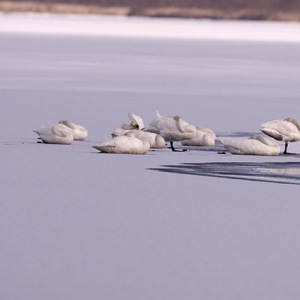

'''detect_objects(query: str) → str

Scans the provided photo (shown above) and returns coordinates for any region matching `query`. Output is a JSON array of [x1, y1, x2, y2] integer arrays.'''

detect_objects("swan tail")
[[93, 145, 116, 152], [155, 110, 162, 118], [33, 130, 41, 136]]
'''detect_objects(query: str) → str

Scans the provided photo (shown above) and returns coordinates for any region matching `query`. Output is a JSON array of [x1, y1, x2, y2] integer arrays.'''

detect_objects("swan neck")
[[60, 120, 75, 129], [53, 125, 68, 137], [286, 118, 300, 131], [175, 117, 185, 133]]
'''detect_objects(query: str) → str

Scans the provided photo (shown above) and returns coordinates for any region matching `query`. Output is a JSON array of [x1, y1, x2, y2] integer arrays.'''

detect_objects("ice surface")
[[1, 13, 300, 42], [1, 14, 300, 300]]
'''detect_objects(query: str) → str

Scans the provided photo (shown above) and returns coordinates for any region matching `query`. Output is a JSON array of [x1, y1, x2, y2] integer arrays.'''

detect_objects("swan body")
[[181, 127, 216, 146], [126, 130, 165, 149], [221, 135, 280, 156], [93, 134, 150, 154], [111, 113, 145, 137], [58, 120, 88, 140], [34, 124, 73, 145], [147, 113, 196, 151], [261, 118, 300, 153]]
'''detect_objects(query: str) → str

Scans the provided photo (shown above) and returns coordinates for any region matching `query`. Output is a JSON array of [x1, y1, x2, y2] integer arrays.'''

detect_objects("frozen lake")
[[1, 14, 300, 300]]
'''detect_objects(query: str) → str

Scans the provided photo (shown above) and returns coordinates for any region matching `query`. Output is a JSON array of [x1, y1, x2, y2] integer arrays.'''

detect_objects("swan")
[[58, 120, 88, 140], [93, 133, 150, 154], [33, 124, 73, 145], [221, 135, 280, 156], [147, 112, 197, 151], [125, 129, 165, 149], [181, 127, 216, 146], [260, 118, 300, 154], [111, 113, 145, 137]]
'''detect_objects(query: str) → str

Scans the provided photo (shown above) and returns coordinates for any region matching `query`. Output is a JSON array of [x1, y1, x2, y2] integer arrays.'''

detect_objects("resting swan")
[[147, 112, 196, 151], [58, 120, 88, 140], [125, 130, 165, 149], [111, 113, 145, 137], [221, 135, 280, 156], [181, 127, 216, 146], [93, 133, 150, 154], [34, 124, 73, 145], [260, 118, 300, 154]]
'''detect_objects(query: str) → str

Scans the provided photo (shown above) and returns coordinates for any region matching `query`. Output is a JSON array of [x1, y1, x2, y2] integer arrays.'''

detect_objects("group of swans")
[[146, 111, 216, 151], [94, 113, 164, 154], [34, 120, 88, 144], [34, 114, 300, 156], [221, 118, 300, 156], [93, 112, 216, 154]]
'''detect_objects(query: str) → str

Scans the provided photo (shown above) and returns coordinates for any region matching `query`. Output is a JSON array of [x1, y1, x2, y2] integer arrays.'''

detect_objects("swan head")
[[249, 135, 260, 140], [155, 134, 166, 149], [124, 133, 133, 137]]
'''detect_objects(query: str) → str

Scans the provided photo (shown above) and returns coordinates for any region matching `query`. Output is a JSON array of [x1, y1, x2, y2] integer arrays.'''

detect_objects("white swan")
[[111, 113, 145, 137], [58, 120, 88, 140], [181, 127, 216, 146], [260, 118, 300, 154], [125, 129, 165, 149], [147, 112, 196, 151], [34, 124, 73, 145], [93, 133, 150, 154], [221, 135, 280, 156]]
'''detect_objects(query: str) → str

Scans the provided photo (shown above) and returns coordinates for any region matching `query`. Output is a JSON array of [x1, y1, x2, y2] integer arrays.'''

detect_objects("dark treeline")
[[8, 0, 300, 10], [2, 0, 300, 21]]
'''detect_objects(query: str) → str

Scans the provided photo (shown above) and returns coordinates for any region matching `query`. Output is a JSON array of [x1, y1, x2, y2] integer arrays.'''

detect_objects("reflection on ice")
[[264, 168, 300, 175], [150, 161, 300, 185]]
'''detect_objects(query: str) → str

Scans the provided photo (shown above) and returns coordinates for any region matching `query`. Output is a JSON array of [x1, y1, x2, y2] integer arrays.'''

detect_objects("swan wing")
[[148, 117, 176, 134], [221, 139, 246, 154], [261, 128, 283, 141], [182, 128, 215, 146], [127, 130, 165, 149], [111, 126, 129, 137], [196, 127, 216, 137]]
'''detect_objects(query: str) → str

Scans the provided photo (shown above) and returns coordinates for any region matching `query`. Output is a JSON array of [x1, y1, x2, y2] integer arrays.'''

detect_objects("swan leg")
[[170, 141, 176, 151], [170, 141, 187, 152], [284, 142, 288, 154]]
